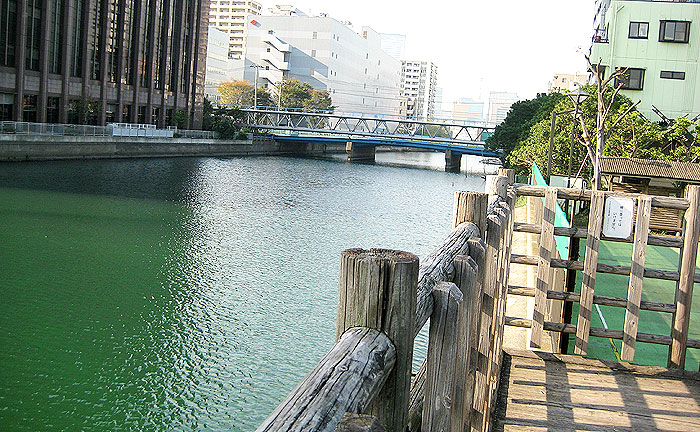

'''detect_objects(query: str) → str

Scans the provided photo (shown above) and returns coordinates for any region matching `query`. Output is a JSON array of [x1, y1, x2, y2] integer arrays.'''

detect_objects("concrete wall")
[[0, 135, 345, 162]]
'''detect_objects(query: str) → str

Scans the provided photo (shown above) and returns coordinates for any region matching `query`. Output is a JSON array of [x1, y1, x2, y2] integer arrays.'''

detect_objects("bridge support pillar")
[[346, 141, 375, 163], [445, 149, 462, 172]]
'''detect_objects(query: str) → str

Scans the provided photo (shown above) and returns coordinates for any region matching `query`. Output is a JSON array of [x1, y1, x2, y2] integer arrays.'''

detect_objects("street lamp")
[[250, 64, 264, 110]]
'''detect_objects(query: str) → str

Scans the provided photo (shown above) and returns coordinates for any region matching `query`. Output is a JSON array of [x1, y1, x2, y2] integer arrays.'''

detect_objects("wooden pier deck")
[[493, 348, 700, 432]]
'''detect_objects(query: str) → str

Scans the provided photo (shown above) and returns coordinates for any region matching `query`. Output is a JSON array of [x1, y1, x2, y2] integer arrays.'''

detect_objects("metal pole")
[[277, 79, 282, 110], [253, 66, 259, 110], [547, 111, 556, 184]]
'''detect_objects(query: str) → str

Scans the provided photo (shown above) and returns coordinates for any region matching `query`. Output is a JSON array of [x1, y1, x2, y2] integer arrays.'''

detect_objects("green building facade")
[[590, 0, 700, 121]]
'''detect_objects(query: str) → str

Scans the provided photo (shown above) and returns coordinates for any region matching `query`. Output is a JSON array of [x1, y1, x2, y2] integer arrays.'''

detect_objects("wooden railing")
[[507, 183, 700, 368], [256, 169, 517, 432]]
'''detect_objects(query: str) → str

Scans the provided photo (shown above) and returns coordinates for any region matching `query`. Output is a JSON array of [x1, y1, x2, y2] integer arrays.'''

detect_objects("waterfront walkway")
[[494, 348, 700, 431]]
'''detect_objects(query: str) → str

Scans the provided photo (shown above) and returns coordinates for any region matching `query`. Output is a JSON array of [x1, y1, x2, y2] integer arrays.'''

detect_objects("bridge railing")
[[240, 108, 495, 145], [255, 170, 517, 432]]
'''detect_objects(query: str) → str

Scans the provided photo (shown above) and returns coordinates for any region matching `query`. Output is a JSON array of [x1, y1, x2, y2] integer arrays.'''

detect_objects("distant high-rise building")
[[452, 98, 485, 124], [242, 15, 401, 115], [400, 61, 438, 119], [379, 33, 407, 60], [488, 92, 519, 125], [206, 27, 236, 102], [0, 0, 209, 127], [268, 4, 306, 16], [209, 0, 262, 59], [548, 73, 588, 93]]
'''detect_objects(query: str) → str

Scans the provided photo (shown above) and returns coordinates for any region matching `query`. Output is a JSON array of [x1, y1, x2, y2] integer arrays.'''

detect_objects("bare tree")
[[579, 55, 641, 190]]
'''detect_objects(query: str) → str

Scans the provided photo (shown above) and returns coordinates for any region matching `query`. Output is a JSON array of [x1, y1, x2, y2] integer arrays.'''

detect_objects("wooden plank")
[[407, 360, 427, 432], [256, 328, 395, 432], [531, 188, 557, 349], [575, 191, 605, 355], [507, 285, 676, 314], [513, 183, 690, 210], [486, 175, 508, 199], [336, 249, 419, 431], [504, 316, 700, 348], [669, 185, 700, 368], [513, 222, 683, 248], [422, 282, 463, 432], [622, 196, 651, 361], [510, 253, 682, 282], [453, 191, 488, 233]]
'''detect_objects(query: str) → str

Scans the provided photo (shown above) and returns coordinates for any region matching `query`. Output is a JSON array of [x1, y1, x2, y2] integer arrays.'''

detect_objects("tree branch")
[[607, 100, 641, 135]]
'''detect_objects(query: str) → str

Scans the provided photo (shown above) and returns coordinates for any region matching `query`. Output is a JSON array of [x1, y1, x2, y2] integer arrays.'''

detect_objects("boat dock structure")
[[254, 169, 700, 432]]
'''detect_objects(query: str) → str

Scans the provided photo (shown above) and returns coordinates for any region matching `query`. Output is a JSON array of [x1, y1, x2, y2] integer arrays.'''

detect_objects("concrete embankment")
[[0, 135, 345, 161]]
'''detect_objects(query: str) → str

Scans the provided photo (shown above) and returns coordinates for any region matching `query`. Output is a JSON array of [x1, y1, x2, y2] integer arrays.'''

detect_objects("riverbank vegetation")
[[488, 85, 700, 178]]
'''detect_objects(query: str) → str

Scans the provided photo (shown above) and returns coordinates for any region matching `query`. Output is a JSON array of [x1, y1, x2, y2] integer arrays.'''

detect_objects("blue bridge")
[[240, 107, 501, 171]]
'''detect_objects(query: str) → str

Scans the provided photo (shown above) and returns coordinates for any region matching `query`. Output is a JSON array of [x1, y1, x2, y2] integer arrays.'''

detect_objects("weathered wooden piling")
[[337, 248, 419, 431]]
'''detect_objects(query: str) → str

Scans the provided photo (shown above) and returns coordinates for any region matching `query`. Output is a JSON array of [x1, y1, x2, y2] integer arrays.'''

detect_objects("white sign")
[[603, 196, 635, 239]]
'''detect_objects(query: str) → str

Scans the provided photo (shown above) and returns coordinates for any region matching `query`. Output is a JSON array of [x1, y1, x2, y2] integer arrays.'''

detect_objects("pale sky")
[[259, 1, 596, 106]]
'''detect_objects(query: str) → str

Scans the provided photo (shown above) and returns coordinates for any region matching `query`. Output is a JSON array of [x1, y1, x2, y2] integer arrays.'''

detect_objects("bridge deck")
[[493, 348, 700, 431]]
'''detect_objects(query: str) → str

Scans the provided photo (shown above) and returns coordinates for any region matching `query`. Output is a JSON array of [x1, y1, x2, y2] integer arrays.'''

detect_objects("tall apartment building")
[[0, 0, 209, 127], [242, 14, 402, 115], [487, 91, 518, 125], [208, 0, 261, 59], [590, 0, 700, 120], [399, 60, 438, 120]]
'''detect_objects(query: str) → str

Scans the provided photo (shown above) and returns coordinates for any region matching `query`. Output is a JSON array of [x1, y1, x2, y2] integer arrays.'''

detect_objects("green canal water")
[[0, 155, 486, 431]]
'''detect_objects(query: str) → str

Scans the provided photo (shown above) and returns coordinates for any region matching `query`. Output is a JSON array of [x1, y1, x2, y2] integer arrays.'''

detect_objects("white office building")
[[487, 91, 519, 125], [205, 27, 237, 102], [400, 60, 438, 120], [452, 98, 485, 124], [209, 0, 263, 59], [379, 33, 407, 60], [242, 14, 402, 115]]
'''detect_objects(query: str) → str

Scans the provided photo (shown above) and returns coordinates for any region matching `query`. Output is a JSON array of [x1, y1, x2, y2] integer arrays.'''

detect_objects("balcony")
[[592, 28, 608, 44]]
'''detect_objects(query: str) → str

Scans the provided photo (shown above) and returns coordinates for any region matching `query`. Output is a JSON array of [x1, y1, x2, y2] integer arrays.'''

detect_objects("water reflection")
[[0, 155, 485, 431]]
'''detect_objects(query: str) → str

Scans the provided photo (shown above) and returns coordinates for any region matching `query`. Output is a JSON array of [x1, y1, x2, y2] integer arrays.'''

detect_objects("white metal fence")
[[0, 121, 216, 139]]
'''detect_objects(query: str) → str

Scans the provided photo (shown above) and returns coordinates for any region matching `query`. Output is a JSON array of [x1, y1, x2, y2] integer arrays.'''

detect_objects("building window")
[[660, 70, 685, 80], [0, 93, 14, 120], [312, 31, 317, 39], [311, 49, 316, 57], [659, 21, 690, 43], [25, 0, 41, 71], [22, 95, 37, 122], [616, 67, 645, 90], [46, 97, 60, 123], [628, 22, 648, 39]]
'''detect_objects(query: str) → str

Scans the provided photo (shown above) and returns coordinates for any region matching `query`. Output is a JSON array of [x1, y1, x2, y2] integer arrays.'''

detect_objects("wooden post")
[[575, 191, 605, 355], [622, 196, 651, 361], [453, 191, 489, 233], [422, 282, 463, 431], [452, 253, 480, 432], [669, 185, 700, 368], [498, 168, 515, 185], [471, 215, 502, 432], [257, 328, 396, 432], [336, 414, 386, 432], [485, 175, 508, 200], [337, 249, 419, 431], [530, 188, 557, 349]]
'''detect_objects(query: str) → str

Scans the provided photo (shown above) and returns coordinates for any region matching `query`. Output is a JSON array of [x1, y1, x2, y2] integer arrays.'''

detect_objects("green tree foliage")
[[218, 80, 273, 107], [277, 78, 333, 111], [486, 92, 565, 166], [68, 98, 100, 125], [202, 97, 246, 138]]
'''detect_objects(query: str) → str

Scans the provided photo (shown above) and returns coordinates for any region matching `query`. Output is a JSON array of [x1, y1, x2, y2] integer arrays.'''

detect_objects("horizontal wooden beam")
[[504, 316, 700, 349], [507, 285, 676, 314], [513, 184, 690, 210], [510, 254, 682, 282], [513, 223, 683, 248]]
